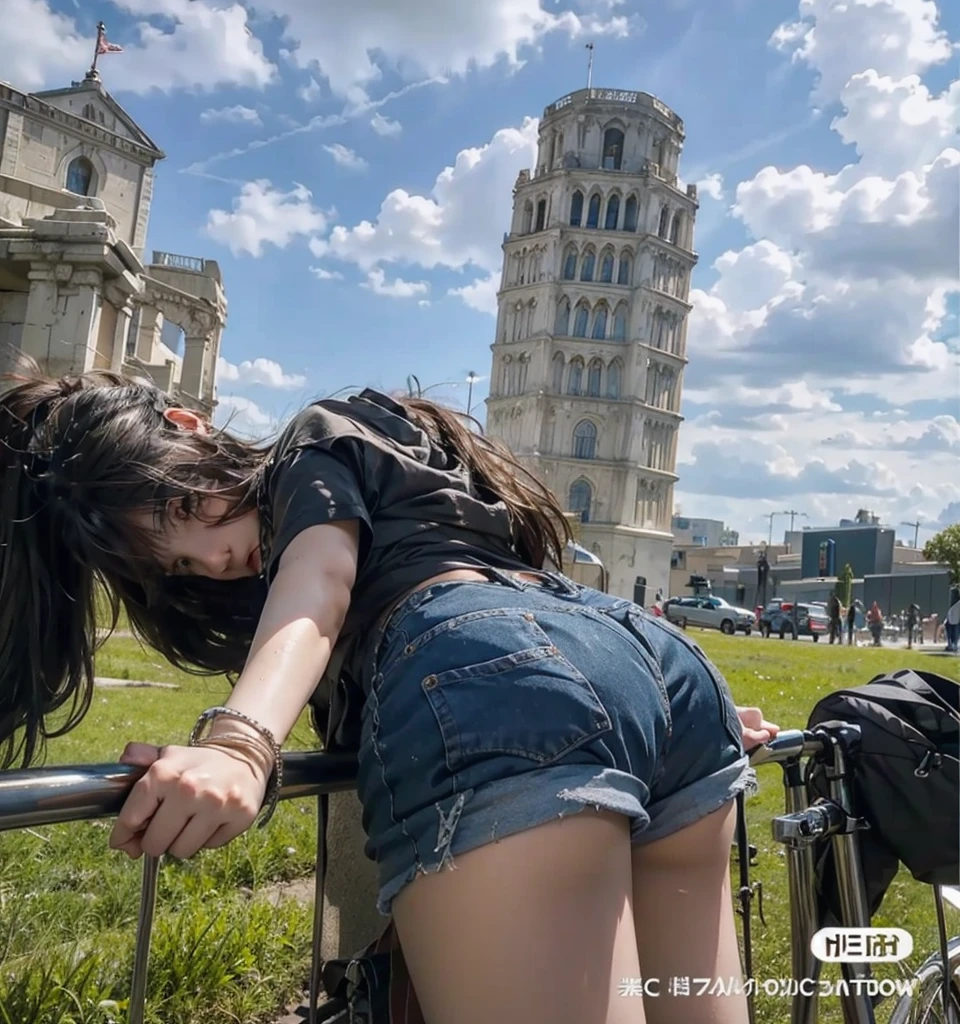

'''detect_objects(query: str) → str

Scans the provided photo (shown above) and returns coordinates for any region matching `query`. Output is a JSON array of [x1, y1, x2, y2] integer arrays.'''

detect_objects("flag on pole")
[[96, 27, 123, 55]]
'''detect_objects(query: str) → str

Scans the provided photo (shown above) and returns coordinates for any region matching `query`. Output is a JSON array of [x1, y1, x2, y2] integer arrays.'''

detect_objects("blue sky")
[[6, 0, 959, 545]]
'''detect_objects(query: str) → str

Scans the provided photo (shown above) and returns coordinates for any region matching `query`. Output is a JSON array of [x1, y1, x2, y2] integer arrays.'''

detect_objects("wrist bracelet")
[[189, 707, 283, 828]]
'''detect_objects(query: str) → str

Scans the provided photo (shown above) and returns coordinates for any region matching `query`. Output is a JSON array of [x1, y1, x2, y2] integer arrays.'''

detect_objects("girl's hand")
[[109, 742, 268, 860], [736, 706, 780, 751]]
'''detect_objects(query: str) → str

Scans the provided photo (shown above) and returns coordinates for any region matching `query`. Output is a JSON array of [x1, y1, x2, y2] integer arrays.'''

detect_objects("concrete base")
[[320, 788, 384, 962]]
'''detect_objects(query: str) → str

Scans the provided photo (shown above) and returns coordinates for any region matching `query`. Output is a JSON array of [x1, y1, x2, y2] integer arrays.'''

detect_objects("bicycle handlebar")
[[748, 728, 825, 767]]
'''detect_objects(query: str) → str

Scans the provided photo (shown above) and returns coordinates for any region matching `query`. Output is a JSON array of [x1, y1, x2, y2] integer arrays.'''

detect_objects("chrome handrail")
[[0, 751, 359, 1024], [0, 750, 358, 832]]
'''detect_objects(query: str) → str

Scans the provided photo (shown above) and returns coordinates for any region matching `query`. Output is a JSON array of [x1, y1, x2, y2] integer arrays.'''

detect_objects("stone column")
[[135, 305, 163, 364], [111, 301, 134, 373], [180, 309, 217, 406], [20, 262, 104, 377]]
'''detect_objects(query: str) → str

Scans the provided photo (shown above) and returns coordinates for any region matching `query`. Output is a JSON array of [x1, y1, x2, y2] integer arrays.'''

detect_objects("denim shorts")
[[355, 571, 756, 915]]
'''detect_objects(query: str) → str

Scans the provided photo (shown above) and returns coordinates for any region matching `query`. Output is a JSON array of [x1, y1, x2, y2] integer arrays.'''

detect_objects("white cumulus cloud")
[[362, 268, 430, 299], [323, 143, 369, 171], [206, 180, 328, 258], [216, 357, 307, 390], [370, 112, 403, 137], [199, 104, 262, 126]]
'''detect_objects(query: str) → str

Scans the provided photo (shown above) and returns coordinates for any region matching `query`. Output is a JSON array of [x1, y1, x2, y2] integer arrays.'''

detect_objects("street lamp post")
[[466, 371, 480, 417]]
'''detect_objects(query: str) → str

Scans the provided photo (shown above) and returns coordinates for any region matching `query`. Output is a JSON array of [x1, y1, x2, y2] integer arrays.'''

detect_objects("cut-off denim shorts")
[[355, 570, 756, 916]]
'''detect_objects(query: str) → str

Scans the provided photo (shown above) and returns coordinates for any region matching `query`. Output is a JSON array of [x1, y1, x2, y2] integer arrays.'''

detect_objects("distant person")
[[905, 602, 920, 650], [827, 591, 842, 645], [846, 599, 861, 646], [946, 586, 960, 654], [867, 601, 884, 646]]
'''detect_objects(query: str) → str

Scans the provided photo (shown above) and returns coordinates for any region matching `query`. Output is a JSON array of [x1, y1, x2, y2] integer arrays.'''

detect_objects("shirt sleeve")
[[265, 442, 373, 582]]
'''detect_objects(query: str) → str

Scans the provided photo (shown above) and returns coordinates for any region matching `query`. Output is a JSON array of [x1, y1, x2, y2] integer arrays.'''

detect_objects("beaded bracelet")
[[189, 706, 284, 828]]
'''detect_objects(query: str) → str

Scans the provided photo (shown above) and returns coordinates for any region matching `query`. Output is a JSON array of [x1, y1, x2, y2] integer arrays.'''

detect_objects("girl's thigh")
[[392, 808, 645, 1024]]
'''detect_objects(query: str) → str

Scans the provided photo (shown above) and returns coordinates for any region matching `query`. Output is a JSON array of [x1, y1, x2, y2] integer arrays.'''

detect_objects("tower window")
[[572, 302, 590, 338], [624, 195, 638, 232], [535, 199, 547, 232], [612, 303, 628, 341], [555, 297, 571, 335], [607, 359, 622, 398], [580, 250, 596, 282], [602, 128, 625, 170], [669, 212, 682, 246], [65, 156, 95, 196], [568, 358, 584, 394], [562, 246, 577, 280], [604, 194, 620, 230], [587, 359, 602, 397], [522, 201, 534, 234], [658, 206, 670, 239], [592, 305, 608, 340], [617, 253, 632, 286], [573, 420, 598, 459], [552, 352, 565, 392], [600, 251, 614, 283], [570, 190, 584, 227], [586, 193, 601, 229], [569, 479, 593, 522]]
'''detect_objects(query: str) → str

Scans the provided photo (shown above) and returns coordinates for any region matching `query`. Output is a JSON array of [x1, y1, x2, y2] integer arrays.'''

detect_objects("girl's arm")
[[109, 520, 360, 860]]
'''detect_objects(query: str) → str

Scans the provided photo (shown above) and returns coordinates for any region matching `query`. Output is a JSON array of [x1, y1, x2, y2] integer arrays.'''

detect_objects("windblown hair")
[[0, 359, 569, 768]]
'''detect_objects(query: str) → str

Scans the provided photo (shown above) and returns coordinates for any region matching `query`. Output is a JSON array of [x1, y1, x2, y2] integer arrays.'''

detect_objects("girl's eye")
[[173, 557, 192, 574]]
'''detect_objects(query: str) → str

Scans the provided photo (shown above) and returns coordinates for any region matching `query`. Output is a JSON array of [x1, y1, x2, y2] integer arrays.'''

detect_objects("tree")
[[837, 562, 854, 607], [923, 524, 960, 583]]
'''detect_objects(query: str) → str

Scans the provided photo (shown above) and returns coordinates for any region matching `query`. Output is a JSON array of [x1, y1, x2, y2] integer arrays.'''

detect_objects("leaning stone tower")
[[485, 87, 699, 602]]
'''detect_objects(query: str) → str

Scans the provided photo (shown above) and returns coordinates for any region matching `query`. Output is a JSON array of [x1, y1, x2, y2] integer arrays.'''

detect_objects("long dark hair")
[[0, 361, 569, 767]]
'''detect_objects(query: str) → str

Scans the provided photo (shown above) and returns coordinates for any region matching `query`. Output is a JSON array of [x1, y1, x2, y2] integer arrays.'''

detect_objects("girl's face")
[[147, 497, 262, 579], [135, 406, 262, 579]]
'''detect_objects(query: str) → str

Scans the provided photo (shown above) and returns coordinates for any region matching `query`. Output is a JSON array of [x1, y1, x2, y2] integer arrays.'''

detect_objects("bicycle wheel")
[[889, 937, 960, 1024]]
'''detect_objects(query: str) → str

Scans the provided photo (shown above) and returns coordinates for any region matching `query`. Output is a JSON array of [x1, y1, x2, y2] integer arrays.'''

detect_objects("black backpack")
[[805, 668, 959, 924]]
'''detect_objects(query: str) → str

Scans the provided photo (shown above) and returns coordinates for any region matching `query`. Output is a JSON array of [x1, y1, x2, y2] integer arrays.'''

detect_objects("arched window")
[[568, 358, 584, 395], [570, 190, 584, 227], [624, 194, 638, 232], [551, 352, 565, 392], [602, 127, 624, 170], [572, 302, 590, 338], [499, 355, 513, 394], [556, 132, 564, 164], [658, 206, 670, 239], [65, 156, 94, 196], [612, 303, 628, 342], [604, 194, 620, 230], [556, 246, 573, 280], [617, 252, 632, 286], [599, 250, 614, 283], [607, 360, 622, 398], [522, 201, 534, 234], [580, 249, 596, 282], [569, 479, 593, 523], [554, 297, 571, 336], [669, 212, 682, 245], [81, 103, 96, 121], [535, 198, 547, 232], [573, 420, 598, 459], [592, 304, 608, 340], [587, 358, 602, 397], [586, 193, 601, 228]]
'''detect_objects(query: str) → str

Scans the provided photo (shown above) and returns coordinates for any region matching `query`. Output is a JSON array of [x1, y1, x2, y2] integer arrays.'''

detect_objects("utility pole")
[[764, 512, 779, 547], [781, 509, 808, 533], [466, 371, 480, 418], [901, 519, 923, 549]]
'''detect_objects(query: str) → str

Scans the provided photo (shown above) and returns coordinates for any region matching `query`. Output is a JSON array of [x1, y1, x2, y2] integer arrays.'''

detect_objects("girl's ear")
[[163, 408, 209, 435]]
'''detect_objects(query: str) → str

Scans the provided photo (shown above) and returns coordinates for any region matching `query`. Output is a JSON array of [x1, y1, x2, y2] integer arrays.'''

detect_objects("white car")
[[664, 595, 757, 635]]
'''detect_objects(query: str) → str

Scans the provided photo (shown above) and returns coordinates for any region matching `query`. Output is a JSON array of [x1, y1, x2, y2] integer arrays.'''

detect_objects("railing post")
[[129, 855, 161, 1024]]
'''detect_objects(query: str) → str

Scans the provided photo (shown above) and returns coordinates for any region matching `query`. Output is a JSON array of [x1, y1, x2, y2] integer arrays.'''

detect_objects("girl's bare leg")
[[392, 809, 646, 1024], [631, 801, 749, 1024]]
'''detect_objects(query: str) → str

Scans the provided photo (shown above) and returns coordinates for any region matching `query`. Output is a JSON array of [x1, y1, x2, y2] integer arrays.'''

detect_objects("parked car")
[[760, 600, 830, 641], [664, 596, 756, 635]]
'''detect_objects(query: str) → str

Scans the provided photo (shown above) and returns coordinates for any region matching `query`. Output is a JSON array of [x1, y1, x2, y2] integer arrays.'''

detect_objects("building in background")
[[0, 68, 224, 412], [671, 515, 739, 548], [485, 86, 699, 602]]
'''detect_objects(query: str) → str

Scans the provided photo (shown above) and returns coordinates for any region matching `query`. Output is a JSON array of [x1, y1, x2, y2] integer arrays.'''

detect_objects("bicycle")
[[745, 722, 960, 1024]]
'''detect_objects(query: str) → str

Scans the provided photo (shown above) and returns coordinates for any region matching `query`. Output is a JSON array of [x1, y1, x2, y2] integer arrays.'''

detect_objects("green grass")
[[695, 631, 960, 1024], [0, 629, 957, 1022]]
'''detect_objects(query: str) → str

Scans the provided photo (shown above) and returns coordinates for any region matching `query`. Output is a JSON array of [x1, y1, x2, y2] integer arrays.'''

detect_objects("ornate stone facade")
[[485, 87, 699, 601], [0, 73, 224, 412]]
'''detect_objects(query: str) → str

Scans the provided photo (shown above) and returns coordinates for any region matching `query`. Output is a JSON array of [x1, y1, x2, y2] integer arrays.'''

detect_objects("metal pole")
[[586, 43, 594, 90], [466, 372, 476, 417]]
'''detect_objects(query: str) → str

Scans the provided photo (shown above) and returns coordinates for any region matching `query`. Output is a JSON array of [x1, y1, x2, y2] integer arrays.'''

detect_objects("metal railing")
[[0, 751, 359, 1024], [150, 250, 206, 273]]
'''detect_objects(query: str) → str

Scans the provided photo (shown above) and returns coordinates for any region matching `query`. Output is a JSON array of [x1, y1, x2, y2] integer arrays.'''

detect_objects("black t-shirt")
[[257, 389, 531, 732]]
